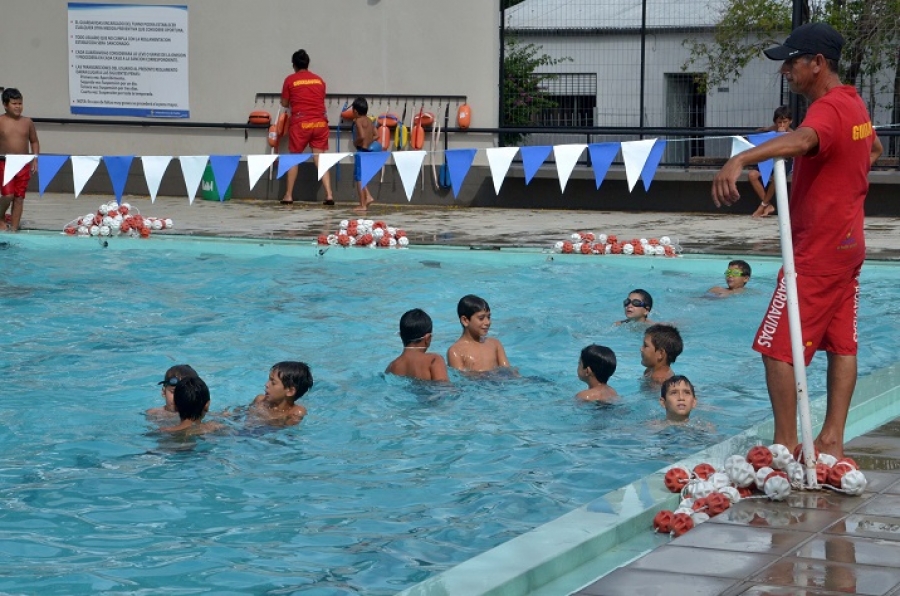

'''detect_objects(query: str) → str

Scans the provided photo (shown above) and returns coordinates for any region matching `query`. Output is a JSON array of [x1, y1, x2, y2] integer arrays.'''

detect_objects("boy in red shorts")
[[0, 88, 40, 232], [280, 49, 333, 206]]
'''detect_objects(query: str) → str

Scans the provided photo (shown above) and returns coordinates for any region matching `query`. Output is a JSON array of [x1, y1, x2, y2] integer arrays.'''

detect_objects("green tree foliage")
[[501, 37, 571, 145]]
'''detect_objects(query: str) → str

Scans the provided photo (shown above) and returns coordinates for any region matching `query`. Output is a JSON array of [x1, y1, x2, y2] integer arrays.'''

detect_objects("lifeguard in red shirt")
[[280, 49, 333, 205]]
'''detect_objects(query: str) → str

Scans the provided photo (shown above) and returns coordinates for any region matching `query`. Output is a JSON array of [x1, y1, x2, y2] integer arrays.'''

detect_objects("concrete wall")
[[2, 0, 499, 157]]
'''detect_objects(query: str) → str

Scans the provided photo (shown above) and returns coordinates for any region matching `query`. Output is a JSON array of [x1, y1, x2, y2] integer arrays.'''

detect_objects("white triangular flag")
[[247, 154, 278, 189], [553, 144, 586, 193], [621, 139, 656, 192], [179, 155, 208, 205], [316, 152, 350, 181], [2, 154, 35, 186], [141, 156, 172, 203], [730, 136, 755, 157], [71, 156, 102, 198], [485, 147, 519, 195], [393, 151, 426, 201]]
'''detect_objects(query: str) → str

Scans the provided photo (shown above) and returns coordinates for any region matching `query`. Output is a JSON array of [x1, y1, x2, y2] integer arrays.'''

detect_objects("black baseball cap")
[[764, 22, 844, 62]]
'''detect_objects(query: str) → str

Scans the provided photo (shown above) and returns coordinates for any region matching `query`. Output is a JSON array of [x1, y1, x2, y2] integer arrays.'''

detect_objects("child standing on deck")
[[386, 308, 450, 381], [641, 324, 683, 386], [250, 361, 313, 425], [351, 97, 379, 213], [0, 88, 40, 232], [749, 106, 793, 218], [576, 344, 618, 403], [447, 295, 511, 373]]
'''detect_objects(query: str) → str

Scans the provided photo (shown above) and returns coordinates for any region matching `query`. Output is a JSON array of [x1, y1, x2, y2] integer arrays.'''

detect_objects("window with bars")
[[537, 73, 597, 127]]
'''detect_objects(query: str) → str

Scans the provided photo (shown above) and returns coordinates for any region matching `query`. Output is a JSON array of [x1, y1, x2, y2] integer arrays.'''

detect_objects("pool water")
[[1, 234, 897, 594]]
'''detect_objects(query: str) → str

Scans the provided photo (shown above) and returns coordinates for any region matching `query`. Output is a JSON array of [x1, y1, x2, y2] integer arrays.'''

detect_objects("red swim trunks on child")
[[288, 119, 329, 153], [0, 161, 32, 198], [753, 266, 860, 366]]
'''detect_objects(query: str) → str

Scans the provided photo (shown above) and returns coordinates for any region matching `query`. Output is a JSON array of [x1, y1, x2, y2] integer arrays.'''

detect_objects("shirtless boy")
[[576, 344, 618, 403], [250, 360, 313, 425], [641, 323, 683, 385], [159, 376, 223, 435], [0, 88, 40, 232], [447, 294, 511, 373], [386, 308, 450, 381]]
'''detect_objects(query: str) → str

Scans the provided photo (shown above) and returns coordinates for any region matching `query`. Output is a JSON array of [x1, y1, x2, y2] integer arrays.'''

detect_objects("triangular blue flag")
[[444, 148, 477, 198], [103, 156, 134, 204], [748, 132, 780, 187], [37, 154, 69, 196], [357, 151, 391, 188], [276, 153, 312, 178], [209, 155, 240, 201], [520, 145, 552, 185], [587, 143, 619, 190], [640, 140, 667, 192]]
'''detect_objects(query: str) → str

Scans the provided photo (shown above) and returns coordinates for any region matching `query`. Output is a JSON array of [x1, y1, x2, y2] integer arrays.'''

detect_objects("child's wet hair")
[[457, 294, 490, 319], [661, 374, 695, 398], [628, 288, 653, 310], [729, 259, 752, 277], [271, 361, 313, 400], [580, 344, 616, 383], [352, 97, 368, 116], [399, 308, 432, 346], [645, 324, 683, 364], [174, 376, 210, 421]]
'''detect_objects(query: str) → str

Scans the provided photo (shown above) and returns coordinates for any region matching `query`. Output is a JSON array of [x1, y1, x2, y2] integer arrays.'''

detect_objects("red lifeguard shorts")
[[752, 265, 860, 366], [288, 119, 329, 153], [0, 161, 31, 198]]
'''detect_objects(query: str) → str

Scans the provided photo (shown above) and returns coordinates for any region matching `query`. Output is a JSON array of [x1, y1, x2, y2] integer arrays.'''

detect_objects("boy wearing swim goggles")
[[709, 260, 752, 296], [147, 364, 199, 419], [617, 289, 653, 325]]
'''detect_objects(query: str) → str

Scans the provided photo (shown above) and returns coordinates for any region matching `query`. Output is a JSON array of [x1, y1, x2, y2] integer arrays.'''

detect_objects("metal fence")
[[500, 0, 900, 164]]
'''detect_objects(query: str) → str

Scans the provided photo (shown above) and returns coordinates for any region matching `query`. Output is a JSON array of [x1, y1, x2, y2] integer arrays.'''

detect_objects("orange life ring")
[[248, 110, 271, 126], [376, 113, 399, 128], [267, 124, 279, 148], [410, 124, 425, 150], [341, 107, 355, 120], [413, 112, 435, 127], [457, 103, 471, 129], [377, 125, 392, 149], [275, 112, 288, 137]]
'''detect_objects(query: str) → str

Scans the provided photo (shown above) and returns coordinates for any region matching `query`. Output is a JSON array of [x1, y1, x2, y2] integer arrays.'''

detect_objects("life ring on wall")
[[456, 103, 471, 129], [341, 106, 355, 120], [275, 112, 288, 137], [248, 110, 271, 126], [413, 112, 434, 127], [377, 124, 392, 149], [376, 112, 399, 128]]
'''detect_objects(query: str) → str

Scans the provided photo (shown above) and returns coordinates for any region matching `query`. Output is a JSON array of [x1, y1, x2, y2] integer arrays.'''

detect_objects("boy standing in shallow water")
[[386, 308, 450, 381], [251, 361, 313, 425], [641, 323, 683, 385], [160, 376, 223, 434], [709, 259, 752, 296], [447, 294, 511, 372], [576, 344, 618, 403], [0, 88, 40, 232], [659, 375, 698, 423]]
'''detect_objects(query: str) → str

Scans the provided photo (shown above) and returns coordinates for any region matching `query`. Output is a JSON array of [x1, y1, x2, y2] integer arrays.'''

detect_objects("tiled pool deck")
[[13, 194, 900, 596]]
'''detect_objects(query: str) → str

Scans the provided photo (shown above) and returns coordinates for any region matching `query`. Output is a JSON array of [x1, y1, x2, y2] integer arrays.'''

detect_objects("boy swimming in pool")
[[641, 323, 683, 386], [616, 289, 653, 325], [708, 259, 752, 296], [147, 364, 198, 418], [576, 344, 617, 403], [386, 308, 450, 381], [250, 360, 313, 425], [159, 376, 224, 434], [447, 294, 511, 373], [659, 375, 697, 423]]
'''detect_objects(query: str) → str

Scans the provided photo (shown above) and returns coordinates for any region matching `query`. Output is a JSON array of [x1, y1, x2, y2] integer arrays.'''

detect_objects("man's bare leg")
[[816, 353, 857, 458], [763, 354, 799, 449], [9, 196, 23, 231], [282, 165, 298, 204], [0, 196, 12, 231], [313, 149, 333, 204]]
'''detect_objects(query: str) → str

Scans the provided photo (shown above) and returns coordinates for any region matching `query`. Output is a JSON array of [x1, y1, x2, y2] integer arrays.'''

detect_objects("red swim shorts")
[[0, 161, 32, 198], [288, 119, 329, 153], [753, 265, 861, 366]]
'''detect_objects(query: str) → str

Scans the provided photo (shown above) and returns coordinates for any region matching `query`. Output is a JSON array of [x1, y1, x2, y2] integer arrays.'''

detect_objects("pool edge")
[[396, 360, 900, 596]]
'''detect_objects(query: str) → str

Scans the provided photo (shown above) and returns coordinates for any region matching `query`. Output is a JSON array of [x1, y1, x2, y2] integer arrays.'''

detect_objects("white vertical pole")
[[771, 157, 819, 489]]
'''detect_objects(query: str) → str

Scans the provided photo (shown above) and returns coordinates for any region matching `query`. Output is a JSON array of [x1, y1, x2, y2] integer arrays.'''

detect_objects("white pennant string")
[[485, 147, 519, 195], [553, 144, 587, 193], [70, 156, 102, 198], [621, 139, 656, 192], [247, 154, 278, 189], [316, 152, 351, 181], [141, 156, 172, 203], [2, 154, 35, 186], [179, 155, 208, 205], [393, 151, 427, 201]]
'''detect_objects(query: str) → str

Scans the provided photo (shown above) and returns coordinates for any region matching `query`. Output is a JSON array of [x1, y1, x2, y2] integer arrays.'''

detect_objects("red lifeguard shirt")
[[281, 70, 328, 124], [790, 86, 875, 275]]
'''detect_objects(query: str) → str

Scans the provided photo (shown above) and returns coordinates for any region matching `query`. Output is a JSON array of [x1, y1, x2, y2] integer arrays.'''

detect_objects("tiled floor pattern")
[[576, 420, 900, 595]]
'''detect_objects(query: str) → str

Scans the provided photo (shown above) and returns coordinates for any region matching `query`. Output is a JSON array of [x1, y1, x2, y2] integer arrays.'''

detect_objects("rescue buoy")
[[341, 106, 355, 120], [413, 112, 435, 127], [376, 113, 399, 128], [248, 110, 271, 126], [457, 103, 471, 129], [267, 124, 279, 148], [377, 125, 391, 149], [275, 112, 288, 137]]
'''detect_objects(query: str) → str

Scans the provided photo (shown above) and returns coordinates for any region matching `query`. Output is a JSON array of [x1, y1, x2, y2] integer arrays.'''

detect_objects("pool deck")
[[12, 193, 900, 596]]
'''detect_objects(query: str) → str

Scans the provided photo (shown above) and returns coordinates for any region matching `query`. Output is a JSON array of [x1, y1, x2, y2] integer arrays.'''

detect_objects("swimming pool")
[[1, 233, 897, 594]]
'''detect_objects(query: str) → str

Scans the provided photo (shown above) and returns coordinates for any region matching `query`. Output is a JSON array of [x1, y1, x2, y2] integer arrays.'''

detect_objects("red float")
[[664, 467, 689, 493], [671, 512, 694, 537], [705, 492, 731, 516], [652, 510, 675, 533], [747, 445, 774, 471], [693, 463, 716, 480]]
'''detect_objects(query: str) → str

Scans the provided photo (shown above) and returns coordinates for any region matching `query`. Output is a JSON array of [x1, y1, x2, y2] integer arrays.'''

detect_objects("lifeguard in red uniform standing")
[[280, 49, 334, 206]]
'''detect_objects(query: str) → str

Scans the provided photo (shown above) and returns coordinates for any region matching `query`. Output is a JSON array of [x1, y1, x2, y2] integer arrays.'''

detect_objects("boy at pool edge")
[[641, 323, 683, 385], [447, 294, 511, 373], [659, 375, 697, 423], [576, 344, 618, 403], [160, 376, 223, 434], [147, 364, 199, 419], [708, 259, 752, 296], [250, 361, 313, 425], [386, 308, 450, 381], [616, 289, 653, 325]]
